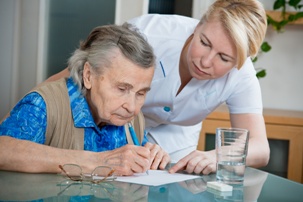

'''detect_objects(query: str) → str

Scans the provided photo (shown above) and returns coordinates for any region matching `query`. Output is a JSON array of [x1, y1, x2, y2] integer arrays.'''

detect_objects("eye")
[[200, 38, 209, 47], [118, 87, 127, 92], [220, 54, 229, 62], [137, 91, 147, 97]]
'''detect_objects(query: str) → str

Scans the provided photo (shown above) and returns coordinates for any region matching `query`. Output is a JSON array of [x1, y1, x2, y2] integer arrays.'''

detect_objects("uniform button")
[[163, 106, 171, 112]]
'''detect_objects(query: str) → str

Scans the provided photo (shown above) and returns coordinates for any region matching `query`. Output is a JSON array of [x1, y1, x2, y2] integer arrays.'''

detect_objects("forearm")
[[246, 137, 270, 168], [230, 113, 270, 168], [0, 136, 98, 173], [0, 136, 154, 175], [45, 68, 70, 82]]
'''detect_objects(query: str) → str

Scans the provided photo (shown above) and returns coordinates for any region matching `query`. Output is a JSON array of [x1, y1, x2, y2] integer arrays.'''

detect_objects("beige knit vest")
[[30, 78, 145, 150]]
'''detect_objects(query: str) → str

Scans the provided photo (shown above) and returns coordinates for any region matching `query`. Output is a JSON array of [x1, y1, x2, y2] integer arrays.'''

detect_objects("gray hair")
[[68, 23, 155, 95]]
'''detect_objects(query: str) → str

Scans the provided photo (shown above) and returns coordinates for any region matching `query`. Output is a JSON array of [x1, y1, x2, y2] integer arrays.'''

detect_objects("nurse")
[[7, 0, 270, 174], [137, 0, 269, 174]]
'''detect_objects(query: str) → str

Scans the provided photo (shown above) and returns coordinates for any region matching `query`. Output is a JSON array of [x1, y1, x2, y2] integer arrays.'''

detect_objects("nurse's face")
[[83, 49, 154, 126], [186, 20, 237, 80]]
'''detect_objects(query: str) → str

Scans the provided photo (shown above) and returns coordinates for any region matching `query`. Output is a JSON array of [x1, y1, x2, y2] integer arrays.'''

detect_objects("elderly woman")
[[0, 23, 170, 176]]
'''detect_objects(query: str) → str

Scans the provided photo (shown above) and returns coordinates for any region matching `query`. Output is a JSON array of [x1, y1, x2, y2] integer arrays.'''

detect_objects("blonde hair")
[[200, 0, 267, 69]]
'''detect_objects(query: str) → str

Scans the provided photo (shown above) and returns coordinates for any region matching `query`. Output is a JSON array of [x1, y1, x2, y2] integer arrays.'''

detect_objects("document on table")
[[115, 170, 201, 186]]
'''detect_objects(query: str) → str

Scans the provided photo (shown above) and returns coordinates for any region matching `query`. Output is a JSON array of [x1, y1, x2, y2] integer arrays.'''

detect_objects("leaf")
[[288, 12, 303, 21], [256, 69, 266, 79], [289, 0, 301, 9], [267, 15, 284, 31], [252, 57, 258, 63], [295, 11, 303, 19], [274, 0, 286, 10], [261, 42, 272, 52], [267, 15, 274, 25], [288, 14, 296, 21]]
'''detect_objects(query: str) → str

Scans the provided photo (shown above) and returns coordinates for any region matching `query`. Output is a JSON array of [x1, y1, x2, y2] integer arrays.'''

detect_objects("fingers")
[[168, 155, 189, 174], [102, 145, 150, 176], [200, 162, 216, 175], [129, 146, 151, 173], [169, 150, 216, 175], [158, 153, 170, 170], [191, 158, 215, 175], [103, 143, 171, 176], [144, 143, 170, 170]]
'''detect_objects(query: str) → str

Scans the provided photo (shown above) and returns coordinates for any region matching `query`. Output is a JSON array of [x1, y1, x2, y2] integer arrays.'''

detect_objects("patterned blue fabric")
[[0, 77, 147, 151], [0, 92, 47, 144]]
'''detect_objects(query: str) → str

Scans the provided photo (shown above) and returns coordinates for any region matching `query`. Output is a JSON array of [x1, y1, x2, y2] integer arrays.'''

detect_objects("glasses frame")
[[59, 164, 116, 184], [57, 180, 117, 200]]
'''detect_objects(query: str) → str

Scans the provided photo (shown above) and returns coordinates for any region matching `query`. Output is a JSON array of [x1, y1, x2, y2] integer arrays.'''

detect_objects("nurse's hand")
[[144, 142, 170, 170], [168, 150, 216, 175]]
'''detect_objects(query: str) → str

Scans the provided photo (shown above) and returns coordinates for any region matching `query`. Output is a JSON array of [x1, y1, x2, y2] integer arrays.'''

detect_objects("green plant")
[[268, 0, 303, 32], [254, 0, 303, 79], [254, 41, 271, 79]]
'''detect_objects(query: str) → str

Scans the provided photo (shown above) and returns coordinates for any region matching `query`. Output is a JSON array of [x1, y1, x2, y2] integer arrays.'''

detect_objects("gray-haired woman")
[[0, 23, 170, 175]]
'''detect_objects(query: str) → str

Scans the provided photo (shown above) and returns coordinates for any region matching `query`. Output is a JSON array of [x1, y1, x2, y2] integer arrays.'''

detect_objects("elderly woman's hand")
[[100, 145, 151, 176], [143, 142, 170, 170]]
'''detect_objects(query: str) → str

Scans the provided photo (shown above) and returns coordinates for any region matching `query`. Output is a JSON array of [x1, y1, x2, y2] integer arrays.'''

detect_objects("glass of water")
[[216, 127, 249, 184]]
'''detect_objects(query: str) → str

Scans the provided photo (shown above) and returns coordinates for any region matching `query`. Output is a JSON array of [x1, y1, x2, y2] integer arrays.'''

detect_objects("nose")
[[201, 51, 215, 68], [122, 95, 136, 113]]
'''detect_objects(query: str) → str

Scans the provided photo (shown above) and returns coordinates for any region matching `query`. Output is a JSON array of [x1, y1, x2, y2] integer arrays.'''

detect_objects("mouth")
[[193, 63, 210, 76], [116, 114, 134, 120]]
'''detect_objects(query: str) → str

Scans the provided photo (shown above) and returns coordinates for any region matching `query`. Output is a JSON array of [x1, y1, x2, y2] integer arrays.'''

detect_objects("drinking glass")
[[216, 127, 249, 184]]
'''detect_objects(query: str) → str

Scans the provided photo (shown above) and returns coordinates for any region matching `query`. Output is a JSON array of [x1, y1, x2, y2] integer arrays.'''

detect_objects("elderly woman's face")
[[83, 50, 154, 126]]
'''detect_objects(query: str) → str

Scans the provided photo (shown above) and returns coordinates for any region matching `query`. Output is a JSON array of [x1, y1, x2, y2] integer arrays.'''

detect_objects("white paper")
[[115, 170, 201, 186]]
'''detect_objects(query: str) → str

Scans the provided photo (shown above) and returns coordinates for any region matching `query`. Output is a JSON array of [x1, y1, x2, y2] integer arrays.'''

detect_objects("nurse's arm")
[[45, 68, 70, 82], [230, 113, 270, 168]]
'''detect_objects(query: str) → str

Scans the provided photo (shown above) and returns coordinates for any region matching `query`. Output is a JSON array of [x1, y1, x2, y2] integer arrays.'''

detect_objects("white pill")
[[207, 181, 233, 192]]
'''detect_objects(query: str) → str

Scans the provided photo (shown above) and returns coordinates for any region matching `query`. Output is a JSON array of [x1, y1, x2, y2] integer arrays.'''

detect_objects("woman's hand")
[[100, 144, 150, 176], [144, 142, 170, 170], [168, 150, 216, 175]]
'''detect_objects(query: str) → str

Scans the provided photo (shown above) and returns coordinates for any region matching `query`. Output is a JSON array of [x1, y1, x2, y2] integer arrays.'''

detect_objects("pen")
[[128, 122, 149, 175], [128, 122, 140, 146]]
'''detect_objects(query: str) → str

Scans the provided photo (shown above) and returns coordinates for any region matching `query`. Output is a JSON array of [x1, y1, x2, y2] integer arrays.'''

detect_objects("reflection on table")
[[0, 167, 302, 202]]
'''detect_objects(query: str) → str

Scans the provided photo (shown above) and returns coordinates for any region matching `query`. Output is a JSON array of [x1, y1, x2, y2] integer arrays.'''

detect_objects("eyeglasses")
[[59, 164, 116, 184], [57, 179, 149, 201], [57, 180, 117, 200]]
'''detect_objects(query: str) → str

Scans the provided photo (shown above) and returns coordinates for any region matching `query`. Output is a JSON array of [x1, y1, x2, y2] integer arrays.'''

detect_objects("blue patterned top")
[[0, 78, 147, 151]]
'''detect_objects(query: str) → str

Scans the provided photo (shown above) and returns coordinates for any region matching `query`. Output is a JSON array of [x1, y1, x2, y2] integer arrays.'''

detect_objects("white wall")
[[0, 0, 40, 118], [258, 25, 303, 111], [115, 0, 149, 24], [0, 0, 15, 118], [257, 0, 303, 111]]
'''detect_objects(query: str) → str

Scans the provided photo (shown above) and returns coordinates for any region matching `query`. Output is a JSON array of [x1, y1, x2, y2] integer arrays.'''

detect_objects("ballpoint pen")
[[128, 122, 149, 175], [128, 122, 140, 146]]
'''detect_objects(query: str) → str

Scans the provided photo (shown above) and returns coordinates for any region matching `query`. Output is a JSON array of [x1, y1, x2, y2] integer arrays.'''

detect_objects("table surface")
[[0, 167, 302, 202]]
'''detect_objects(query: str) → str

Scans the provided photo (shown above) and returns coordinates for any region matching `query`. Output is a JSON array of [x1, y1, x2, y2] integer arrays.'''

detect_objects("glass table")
[[0, 167, 302, 202]]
